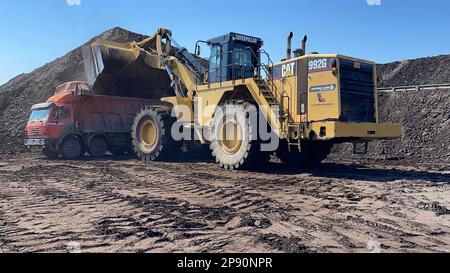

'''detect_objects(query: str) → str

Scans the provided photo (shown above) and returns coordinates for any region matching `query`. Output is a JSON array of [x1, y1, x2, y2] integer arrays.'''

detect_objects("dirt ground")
[[0, 153, 449, 253]]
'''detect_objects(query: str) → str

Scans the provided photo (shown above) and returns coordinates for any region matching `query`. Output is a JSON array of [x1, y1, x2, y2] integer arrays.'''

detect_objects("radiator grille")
[[339, 59, 376, 123]]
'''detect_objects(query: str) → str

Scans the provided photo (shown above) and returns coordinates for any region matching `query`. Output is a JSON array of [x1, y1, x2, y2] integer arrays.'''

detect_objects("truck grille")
[[339, 59, 376, 123], [27, 127, 47, 137]]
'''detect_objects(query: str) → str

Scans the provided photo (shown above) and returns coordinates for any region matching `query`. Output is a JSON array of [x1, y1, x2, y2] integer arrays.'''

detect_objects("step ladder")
[[254, 78, 279, 106], [287, 123, 302, 152]]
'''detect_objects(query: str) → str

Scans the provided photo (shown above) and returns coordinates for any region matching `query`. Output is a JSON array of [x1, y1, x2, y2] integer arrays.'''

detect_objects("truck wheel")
[[209, 101, 268, 170], [277, 140, 333, 166], [42, 149, 59, 159], [61, 136, 83, 160], [132, 106, 181, 161], [89, 137, 108, 158]]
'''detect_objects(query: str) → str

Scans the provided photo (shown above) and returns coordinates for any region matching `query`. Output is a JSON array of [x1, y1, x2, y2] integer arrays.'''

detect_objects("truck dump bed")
[[75, 95, 159, 133]]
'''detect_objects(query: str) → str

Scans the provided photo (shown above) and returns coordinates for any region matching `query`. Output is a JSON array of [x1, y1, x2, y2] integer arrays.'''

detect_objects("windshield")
[[29, 109, 50, 122]]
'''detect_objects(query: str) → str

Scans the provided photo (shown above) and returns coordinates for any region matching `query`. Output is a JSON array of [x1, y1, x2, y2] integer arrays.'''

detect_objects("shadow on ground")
[[254, 162, 450, 184]]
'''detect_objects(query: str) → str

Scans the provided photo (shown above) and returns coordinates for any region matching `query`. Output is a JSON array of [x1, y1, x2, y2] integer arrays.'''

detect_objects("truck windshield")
[[29, 109, 50, 122]]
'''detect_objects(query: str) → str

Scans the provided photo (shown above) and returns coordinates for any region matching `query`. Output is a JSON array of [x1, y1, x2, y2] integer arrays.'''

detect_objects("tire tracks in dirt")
[[0, 155, 449, 252]]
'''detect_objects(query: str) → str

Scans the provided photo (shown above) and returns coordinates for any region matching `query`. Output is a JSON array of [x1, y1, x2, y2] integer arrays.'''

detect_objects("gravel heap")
[[377, 55, 450, 87], [0, 28, 448, 162]]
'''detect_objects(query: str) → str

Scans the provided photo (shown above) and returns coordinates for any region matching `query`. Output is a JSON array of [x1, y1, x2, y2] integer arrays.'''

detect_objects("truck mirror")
[[196, 45, 201, 56]]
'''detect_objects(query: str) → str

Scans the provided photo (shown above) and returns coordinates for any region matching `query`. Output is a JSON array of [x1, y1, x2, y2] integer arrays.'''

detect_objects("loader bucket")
[[82, 40, 173, 99]]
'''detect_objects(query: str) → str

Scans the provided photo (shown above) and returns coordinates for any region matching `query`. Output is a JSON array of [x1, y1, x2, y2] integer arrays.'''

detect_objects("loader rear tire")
[[132, 106, 181, 162], [277, 140, 333, 166], [209, 101, 269, 170]]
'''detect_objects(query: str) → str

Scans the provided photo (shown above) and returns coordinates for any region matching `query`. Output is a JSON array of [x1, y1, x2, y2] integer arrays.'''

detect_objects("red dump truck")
[[25, 81, 159, 159]]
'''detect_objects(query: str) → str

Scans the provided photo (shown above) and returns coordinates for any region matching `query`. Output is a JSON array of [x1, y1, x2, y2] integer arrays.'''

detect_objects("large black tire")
[[277, 140, 333, 166], [209, 101, 270, 170], [42, 149, 59, 159], [89, 137, 108, 158], [131, 106, 181, 161], [61, 136, 83, 160]]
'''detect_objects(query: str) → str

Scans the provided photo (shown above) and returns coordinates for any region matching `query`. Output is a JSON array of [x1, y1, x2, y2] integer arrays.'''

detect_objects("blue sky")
[[1, 0, 449, 85]]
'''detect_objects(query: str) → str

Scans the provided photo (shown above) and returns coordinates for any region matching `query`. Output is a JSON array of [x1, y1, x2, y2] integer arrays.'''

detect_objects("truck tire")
[[277, 140, 333, 166], [131, 106, 181, 161], [42, 149, 59, 160], [61, 136, 83, 160], [89, 137, 108, 158], [209, 101, 269, 170]]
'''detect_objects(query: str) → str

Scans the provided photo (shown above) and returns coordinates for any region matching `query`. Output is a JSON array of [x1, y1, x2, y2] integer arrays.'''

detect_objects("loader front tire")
[[209, 101, 269, 170], [132, 106, 181, 162]]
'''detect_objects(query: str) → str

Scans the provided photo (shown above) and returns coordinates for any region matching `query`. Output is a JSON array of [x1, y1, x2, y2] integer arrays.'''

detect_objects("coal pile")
[[377, 55, 450, 87], [0, 28, 146, 155]]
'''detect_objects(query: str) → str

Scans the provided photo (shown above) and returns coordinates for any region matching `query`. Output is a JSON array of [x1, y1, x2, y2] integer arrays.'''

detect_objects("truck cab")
[[26, 101, 73, 148]]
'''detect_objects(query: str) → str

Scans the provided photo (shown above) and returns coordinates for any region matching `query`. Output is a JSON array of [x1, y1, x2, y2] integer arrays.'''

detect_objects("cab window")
[[52, 106, 70, 120], [29, 109, 50, 122], [209, 45, 223, 82]]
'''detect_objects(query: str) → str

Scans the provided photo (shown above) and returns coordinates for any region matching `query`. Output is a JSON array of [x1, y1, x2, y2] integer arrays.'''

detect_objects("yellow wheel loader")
[[83, 28, 401, 170]]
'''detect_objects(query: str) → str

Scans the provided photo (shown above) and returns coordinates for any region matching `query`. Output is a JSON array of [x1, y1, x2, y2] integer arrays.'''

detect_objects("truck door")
[[50, 105, 75, 139]]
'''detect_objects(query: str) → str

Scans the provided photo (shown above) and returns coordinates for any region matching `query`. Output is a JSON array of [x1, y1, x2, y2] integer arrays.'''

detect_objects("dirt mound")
[[377, 55, 450, 87], [0, 27, 146, 155]]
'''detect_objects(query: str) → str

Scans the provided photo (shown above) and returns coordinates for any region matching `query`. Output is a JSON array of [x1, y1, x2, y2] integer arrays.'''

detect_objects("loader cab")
[[206, 33, 263, 84]]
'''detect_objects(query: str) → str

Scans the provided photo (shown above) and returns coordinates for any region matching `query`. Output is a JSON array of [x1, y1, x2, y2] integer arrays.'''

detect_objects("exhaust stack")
[[286, 32, 294, 60], [301, 35, 308, 56]]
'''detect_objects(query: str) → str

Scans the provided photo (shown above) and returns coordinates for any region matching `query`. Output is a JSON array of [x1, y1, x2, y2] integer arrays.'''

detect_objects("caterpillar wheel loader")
[[83, 28, 401, 170]]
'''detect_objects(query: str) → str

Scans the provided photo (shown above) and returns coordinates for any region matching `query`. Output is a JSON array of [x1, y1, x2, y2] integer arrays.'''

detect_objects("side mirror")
[[195, 45, 201, 56]]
